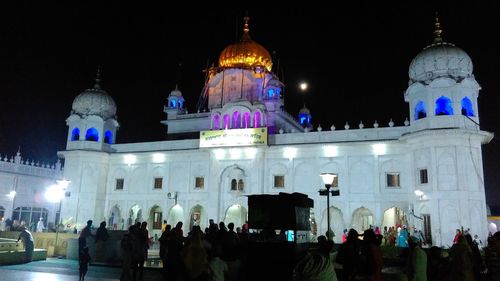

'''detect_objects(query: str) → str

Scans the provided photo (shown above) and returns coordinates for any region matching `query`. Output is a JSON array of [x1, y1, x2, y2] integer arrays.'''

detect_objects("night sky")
[[0, 3, 499, 208]]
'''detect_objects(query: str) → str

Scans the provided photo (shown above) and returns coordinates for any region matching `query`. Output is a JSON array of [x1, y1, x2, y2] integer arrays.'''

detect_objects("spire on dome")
[[433, 12, 443, 43], [94, 66, 101, 89], [243, 15, 250, 33], [241, 15, 251, 41]]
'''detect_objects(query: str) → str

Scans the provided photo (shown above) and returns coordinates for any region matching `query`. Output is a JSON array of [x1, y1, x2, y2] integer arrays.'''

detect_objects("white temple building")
[[2, 16, 492, 246]]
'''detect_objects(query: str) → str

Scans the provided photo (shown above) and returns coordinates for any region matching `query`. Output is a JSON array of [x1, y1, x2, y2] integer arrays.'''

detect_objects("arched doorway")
[[149, 205, 163, 239], [109, 205, 122, 230], [321, 206, 345, 243], [188, 204, 206, 231], [128, 205, 142, 227], [224, 205, 247, 229], [382, 207, 408, 230], [167, 205, 185, 232], [351, 207, 374, 233]]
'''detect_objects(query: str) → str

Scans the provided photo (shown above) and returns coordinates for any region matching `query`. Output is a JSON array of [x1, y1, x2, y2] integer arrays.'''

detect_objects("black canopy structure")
[[247, 192, 313, 231]]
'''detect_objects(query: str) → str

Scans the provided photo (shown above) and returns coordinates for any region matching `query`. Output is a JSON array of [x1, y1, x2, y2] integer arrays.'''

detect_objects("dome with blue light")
[[409, 16, 473, 85], [72, 82, 117, 120]]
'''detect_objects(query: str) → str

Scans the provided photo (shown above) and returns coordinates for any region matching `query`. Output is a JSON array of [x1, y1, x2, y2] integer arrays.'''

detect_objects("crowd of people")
[[119, 220, 247, 281], [6, 216, 500, 281], [294, 227, 500, 281]]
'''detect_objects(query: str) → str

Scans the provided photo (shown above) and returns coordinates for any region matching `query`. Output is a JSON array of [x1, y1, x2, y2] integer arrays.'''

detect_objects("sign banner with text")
[[199, 128, 268, 148]]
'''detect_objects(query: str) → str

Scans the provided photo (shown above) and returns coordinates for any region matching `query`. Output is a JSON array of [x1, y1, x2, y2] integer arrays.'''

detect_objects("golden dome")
[[218, 17, 273, 71]]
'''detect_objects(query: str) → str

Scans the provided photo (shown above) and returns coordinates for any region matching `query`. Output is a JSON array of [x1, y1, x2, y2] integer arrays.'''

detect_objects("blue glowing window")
[[267, 89, 275, 98], [435, 96, 453, 116], [170, 100, 176, 107], [71, 128, 80, 141], [178, 100, 183, 109], [104, 130, 113, 144], [299, 113, 311, 125], [414, 101, 427, 120], [85, 127, 99, 142], [461, 97, 474, 117]]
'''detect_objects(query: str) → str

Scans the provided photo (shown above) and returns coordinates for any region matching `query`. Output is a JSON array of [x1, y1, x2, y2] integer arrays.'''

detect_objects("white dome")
[[72, 86, 117, 120], [299, 106, 310, 115], [409, 42, 473, 84], [169, 85, 183, 97]]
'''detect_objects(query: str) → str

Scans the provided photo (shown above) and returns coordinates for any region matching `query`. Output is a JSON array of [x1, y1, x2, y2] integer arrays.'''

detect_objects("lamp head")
[[320, 173, 336, 186], [45, 184, 65, 203], [56, 179, 70, 189], [7, 190, 16, 199]]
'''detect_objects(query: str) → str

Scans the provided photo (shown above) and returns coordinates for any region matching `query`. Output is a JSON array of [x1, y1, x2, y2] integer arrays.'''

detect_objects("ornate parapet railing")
[[0, 152, 63, 179]]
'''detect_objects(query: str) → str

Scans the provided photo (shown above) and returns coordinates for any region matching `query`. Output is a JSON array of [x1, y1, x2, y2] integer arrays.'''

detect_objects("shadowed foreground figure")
[[79, 246, 91, 281], [293, 251, 337, 281], [16, 225, 34, 262]]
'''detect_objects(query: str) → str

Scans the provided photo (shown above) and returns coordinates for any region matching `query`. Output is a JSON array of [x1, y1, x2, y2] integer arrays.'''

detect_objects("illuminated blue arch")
[[71, 128, 80, 141], [85, 127, 99, 142], [414, 101, 427, 120], [435, 96, 453, 116], [104, 130, 113, 144], [298, 113, 311, 126], [170, 100, 177, 108], [267, 88, 275, 98], [461, 97, 474, 117]]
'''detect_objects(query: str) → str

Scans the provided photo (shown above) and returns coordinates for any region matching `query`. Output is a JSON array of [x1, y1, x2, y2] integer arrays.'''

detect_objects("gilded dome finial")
[[94, 66, 101, 89], [433, 12, 443, 43], [243, 16, 250, 33]]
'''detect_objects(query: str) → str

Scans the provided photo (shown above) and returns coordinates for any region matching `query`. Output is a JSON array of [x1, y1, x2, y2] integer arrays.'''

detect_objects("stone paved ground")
[[0, 258, 163, 281]]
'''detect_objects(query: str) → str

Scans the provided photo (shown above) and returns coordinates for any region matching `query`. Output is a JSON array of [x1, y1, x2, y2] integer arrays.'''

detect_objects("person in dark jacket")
[[79, 246, 91, 281]]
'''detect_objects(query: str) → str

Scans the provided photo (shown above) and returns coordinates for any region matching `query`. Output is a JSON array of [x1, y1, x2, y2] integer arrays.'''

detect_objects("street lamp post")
[[319, 173, 339, 241], [45, 179, 70, 253]]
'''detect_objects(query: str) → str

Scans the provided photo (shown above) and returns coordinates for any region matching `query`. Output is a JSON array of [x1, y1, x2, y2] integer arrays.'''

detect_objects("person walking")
[[79, 220, 95, 253], [79, 246, 91, 281], [16, 225, 34, 262], [36, 217, 45, 232]]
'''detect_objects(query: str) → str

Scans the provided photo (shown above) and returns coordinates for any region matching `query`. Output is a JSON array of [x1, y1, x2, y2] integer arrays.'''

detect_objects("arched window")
[[461, 97, 474, 117], [104, 130, 113, 144], [170, 100, 177, 108], [213, 115, 220, 130], [267, 88, 275, 98], [233, 111, 241, 129], [243, 112, 250, 128], [238, 179, 244, 191], [178, 100, 183, 109], [231, 179, 237, 191], [254, 111, 261, 128], [299, 113, 311, 125], [223, 114, 230, 129], [71, 128, 80, 141], [435, 96, 453, 116], [85, 128, 99, 142], [414, 101, 427, 120]]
